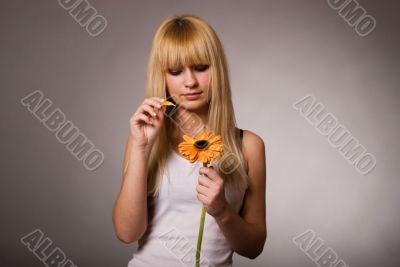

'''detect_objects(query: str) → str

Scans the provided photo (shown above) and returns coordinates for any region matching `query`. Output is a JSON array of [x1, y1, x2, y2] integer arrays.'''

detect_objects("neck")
[[178, 104, 209, 130]]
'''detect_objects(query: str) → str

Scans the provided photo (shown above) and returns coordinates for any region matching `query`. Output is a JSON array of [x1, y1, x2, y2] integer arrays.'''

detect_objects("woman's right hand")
[[129, 97, 165, 151]]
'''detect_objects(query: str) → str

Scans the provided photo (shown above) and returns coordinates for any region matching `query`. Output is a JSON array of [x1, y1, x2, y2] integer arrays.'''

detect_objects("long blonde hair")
[[145, 14, 248, 197]]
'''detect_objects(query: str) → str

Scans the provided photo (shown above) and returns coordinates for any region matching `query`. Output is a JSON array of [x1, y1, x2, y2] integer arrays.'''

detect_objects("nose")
[[183, 68, 197, 88]]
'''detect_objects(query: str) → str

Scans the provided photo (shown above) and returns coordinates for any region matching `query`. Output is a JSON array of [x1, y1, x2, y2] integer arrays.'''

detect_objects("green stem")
[[196, 162, 208, 267], [196, 206, 206, 267]]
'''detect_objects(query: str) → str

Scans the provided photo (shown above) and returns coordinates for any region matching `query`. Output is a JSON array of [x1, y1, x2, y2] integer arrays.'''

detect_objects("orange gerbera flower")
[[160, 99, 176, 107], [178, 130, 224, 164]]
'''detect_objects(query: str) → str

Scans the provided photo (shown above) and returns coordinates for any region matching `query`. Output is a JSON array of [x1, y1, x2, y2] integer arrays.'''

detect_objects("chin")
[[180, 100, 208, 110]]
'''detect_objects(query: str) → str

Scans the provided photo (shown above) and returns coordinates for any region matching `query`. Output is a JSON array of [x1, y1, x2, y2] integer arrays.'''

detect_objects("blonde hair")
[[145, 14, 248, 197]]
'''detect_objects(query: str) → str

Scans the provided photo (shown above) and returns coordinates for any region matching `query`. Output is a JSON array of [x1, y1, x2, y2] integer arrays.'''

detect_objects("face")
[[165, 64, 211, 111]]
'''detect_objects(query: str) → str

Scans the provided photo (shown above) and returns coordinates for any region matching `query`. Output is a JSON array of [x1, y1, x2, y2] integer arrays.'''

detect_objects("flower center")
[[194, 139, 209, 150]]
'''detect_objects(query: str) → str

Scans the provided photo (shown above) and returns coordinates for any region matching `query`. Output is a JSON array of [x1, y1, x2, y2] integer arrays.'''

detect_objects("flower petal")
[[182, 135, 195, 143], [161, 100, 176, 106]]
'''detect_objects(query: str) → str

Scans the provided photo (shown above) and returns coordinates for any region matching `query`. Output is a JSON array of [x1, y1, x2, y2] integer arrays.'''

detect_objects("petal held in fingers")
[[160, 100, 176, 107]]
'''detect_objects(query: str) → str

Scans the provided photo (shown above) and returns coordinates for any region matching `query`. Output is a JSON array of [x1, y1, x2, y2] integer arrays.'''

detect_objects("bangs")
[[157, 22, 212, 71]]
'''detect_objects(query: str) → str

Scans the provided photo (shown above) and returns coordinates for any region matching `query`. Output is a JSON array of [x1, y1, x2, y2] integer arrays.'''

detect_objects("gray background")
[[1, 0, 399, 266]]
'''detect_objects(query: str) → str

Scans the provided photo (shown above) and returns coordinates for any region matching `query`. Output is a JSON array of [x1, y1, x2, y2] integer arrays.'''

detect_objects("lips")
[[183, 91, 202, 100], [184, 92, 202, 96]]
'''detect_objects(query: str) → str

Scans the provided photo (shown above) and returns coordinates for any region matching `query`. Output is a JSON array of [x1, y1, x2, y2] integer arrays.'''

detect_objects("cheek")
[[166, 76, 181, 94], [199, 72, 210, 86], [199, 73, 211, 99]]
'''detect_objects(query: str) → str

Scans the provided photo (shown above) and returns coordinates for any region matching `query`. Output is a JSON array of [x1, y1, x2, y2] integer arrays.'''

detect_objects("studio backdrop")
[[1, 0, 399, 266]]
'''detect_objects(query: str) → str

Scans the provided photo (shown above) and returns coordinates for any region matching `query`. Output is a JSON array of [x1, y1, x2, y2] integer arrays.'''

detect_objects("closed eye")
[[168, 69, 182, 76], [193, 64, 209, 72], [167, 64, 209, 76]]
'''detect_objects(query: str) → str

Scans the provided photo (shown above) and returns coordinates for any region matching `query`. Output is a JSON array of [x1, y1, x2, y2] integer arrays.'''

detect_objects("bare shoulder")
[[241, 129, 266, 170]]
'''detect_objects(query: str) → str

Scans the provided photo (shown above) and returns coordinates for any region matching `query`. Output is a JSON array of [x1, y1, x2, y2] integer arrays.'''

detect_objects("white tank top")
[[127, 148, 246, 267]]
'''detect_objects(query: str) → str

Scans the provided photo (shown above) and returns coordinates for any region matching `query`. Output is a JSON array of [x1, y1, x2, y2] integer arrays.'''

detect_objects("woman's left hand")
[[196, 166, 228, 219]]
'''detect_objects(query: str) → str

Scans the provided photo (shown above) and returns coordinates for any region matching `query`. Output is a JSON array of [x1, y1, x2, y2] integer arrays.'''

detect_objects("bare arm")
[[112, 134, 151, 244], [214, 130, 267, 258], [112, 97, 165, 244]]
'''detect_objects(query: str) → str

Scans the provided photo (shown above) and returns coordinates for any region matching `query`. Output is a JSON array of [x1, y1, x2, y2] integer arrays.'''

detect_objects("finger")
[[144, 98, 163, 109], [151, 96, 164, 102], [136, 103, 156, 116], [134, 113, 153, 125], [196, 184, 209, 195], [141, 103, 158, 118], [197, 193, 208, 204], [153, 108, 165, 125], [157, 106, 165, 118], [199, 167, 219, 181], [198, 175, 212, 188]]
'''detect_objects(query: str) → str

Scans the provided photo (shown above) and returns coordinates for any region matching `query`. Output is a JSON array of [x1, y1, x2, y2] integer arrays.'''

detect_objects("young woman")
[[112, 14, 267, 266]]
